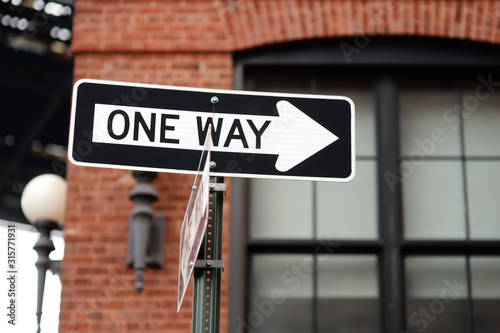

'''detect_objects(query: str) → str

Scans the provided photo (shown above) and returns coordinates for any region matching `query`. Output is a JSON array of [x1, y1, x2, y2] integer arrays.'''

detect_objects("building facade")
[[62, 1, 500, 333]]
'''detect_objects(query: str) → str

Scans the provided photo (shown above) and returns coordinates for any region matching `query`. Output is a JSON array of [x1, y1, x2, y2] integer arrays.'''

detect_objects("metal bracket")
[[194, 259, 224, 271], [49, 260, 61, 275], [209, 183, 226, 192]]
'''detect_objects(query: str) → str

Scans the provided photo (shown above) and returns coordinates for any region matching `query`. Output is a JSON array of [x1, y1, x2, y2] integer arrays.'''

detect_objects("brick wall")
[[62, 0, 500, 332], [63, 52, 233, 333]]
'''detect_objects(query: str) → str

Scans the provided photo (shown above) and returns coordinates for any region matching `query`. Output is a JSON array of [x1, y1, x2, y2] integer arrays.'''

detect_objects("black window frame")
[[229, 37, 500, 333]]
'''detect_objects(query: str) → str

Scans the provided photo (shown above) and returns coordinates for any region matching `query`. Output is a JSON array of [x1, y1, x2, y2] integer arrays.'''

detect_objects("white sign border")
[[68, 78, 355, 182]]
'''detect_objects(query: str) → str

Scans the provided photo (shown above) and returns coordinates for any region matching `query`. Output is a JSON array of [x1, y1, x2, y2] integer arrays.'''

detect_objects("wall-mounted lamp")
[[20, 174, 66, 333], [126, 171, 165, 293]]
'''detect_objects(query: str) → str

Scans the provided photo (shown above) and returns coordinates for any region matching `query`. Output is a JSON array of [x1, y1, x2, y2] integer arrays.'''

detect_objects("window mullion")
[[458, 81, 476, 333], [376, 77, 405, 333]]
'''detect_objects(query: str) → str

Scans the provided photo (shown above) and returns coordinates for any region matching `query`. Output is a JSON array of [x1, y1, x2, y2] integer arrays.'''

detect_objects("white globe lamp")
[[21, 173, 67, 225], [20, 173, 67, 333]]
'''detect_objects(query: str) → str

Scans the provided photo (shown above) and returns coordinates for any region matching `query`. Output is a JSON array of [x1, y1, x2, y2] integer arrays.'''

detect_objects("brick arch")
[[222, 0, 500, 51], [72, 0, 500, 54]]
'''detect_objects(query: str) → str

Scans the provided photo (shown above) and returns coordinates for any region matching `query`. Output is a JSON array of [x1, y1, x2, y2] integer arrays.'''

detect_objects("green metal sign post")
[[192, 176, 225, 333]]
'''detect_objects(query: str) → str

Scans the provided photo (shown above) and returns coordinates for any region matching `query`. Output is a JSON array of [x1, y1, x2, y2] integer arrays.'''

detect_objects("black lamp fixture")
[[20, 174, 66, 333], [126, 171, 165, 293]]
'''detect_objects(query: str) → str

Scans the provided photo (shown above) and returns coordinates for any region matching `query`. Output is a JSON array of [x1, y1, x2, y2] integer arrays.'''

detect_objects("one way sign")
[[69, 79, 355, 182]]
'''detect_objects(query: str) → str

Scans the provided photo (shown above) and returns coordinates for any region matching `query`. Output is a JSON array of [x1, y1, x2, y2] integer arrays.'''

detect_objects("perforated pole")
[[192, 176, 224, 333]]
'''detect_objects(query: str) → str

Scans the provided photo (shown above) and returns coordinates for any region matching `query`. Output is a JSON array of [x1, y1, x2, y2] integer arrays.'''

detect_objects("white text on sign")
[[92, 102, 338, 172]]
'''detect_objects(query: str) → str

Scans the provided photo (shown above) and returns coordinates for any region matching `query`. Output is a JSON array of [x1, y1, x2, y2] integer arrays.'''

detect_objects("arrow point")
[[274, 100, 339, 172]]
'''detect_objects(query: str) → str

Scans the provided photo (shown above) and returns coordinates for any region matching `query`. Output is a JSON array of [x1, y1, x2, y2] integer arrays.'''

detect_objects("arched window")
[[230, 37, 500, 333]]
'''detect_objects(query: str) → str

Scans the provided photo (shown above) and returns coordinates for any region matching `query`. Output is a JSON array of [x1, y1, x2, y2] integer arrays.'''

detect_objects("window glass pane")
[[403, 161, 466, 239], [316, 160, 377, 239], [317, 81, 376, 156], [463, 83, 500, 156], [405, 257, 468, 333], [247, 75, 376, 241], [400, 84, 461, 156], [471, 257, 500, 333], [249, 255, 313, 332], [317, 255, 379, 333], [467, 161, 500, 239], [249, 179, 313, 239]]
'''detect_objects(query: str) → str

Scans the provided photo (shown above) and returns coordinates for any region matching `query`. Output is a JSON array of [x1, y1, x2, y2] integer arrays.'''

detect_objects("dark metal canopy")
[[0, 0, 73, 223]]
